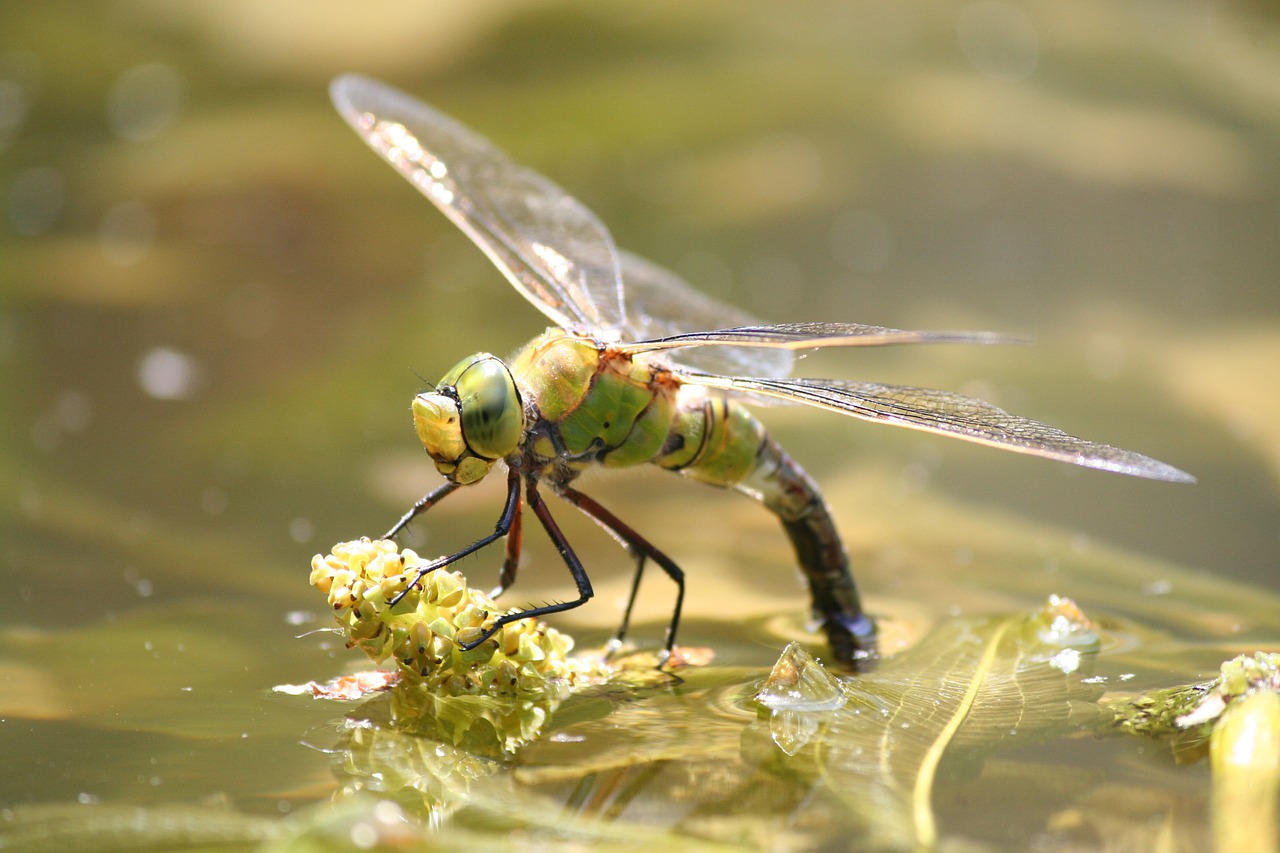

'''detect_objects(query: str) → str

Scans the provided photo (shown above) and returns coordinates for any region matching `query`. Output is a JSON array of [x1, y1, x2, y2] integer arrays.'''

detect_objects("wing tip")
[[329, 74, 367, 125], [329, 73, 363, 106], [1085, 455, 1196, 484], [1149, 466, 1197, 485], [330, 73, 398, 126]]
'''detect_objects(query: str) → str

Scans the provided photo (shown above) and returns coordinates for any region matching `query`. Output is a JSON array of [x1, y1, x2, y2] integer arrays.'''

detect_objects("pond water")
[[2, 3, 1278, 850]]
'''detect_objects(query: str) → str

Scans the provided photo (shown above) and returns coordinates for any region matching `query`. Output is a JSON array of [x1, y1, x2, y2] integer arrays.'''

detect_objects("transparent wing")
[[680, 372, 1195, 482], [618, 253, 1017, 378], [618, 251, 794, 377], [620, 321, 1019, 356], [331, 74, 625, 336]]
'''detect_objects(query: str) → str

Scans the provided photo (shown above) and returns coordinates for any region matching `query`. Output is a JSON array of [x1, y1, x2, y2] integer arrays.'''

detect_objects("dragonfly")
[[330, 74, 1193, 667]]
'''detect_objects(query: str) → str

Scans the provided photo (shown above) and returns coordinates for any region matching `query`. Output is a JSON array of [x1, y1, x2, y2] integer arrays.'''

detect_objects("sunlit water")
[[2, 3, 1278, 850]]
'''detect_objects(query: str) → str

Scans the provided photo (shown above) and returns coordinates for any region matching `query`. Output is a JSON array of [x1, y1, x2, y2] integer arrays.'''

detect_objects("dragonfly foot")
[[387, 561, 445, 607], [602, 636, 631, 661], [824, 612, 879, 670], [457, 625, 501, 652]]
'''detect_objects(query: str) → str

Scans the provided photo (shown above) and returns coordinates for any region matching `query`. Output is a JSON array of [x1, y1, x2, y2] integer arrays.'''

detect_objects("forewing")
[[681, 373, 1195, 482], [619, 251, 794, 377], [331, 74, 625, 335], [621, 322, 1018, 356]]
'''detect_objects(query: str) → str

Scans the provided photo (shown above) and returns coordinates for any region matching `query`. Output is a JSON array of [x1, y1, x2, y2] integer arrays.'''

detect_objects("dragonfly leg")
[[489, 489, 523, 598], [559, 486, 685, 667], [553, 488, 648, 654], [389, 469, 521, 607], [457, 478, 595, 650], [383, 481, 461, 539], [608, 553, 647, 656]]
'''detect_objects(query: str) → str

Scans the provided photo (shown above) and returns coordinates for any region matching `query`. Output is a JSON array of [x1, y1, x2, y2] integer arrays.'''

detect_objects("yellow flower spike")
[[309, 560, 334, 593], [348, 614, 381, 643], [311, 538, 607, 693], [349, 597, 374, 620], [418, 573, 439, 606], [427, 616, 455, 641], [358, 584, 387, 610], [410, 620, 430, 651], [428, 634, 452, 662], [376, 575, 402, 601], [363, 560, 386, 584], [453, 604, 487, 629], [461, 644, 497, 668], [454, 626, 484, 648], [516, 667, 544, 692], [434, 576, 466, 609], [389, 586, 418, 613], [514, 633, 546, 663]]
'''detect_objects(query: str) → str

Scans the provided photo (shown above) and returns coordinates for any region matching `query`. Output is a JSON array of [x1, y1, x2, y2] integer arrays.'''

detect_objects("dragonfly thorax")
[[413, 353, 525, 485]]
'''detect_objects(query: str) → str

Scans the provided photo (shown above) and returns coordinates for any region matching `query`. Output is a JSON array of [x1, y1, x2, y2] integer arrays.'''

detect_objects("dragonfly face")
[[414, 353, 525, 485]]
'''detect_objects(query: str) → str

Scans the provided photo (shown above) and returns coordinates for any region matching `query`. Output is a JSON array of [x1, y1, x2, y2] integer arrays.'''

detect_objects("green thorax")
[[508, 329, 677, 472]]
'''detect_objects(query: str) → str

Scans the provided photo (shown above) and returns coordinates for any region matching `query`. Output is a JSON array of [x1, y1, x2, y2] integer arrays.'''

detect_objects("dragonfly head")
[[413, 353, 525, 485]]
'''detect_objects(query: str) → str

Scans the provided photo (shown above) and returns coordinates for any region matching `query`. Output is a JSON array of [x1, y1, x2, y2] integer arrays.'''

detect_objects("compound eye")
[[456, 357, 523, 460]]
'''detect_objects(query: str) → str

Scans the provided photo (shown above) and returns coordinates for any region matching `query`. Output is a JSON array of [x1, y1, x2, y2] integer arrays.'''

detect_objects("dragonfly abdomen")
[[656, 394, 875, 661], [743, 433, 875, 661], [654, 394, 766, 485]]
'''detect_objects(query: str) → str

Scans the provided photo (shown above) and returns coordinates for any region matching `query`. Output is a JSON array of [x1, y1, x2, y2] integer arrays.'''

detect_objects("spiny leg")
[[554, 490, 648, 653], [457, 477, 594, 649], [611, 552, 648, 655], [490, 488, 523, 599], [389, 468, 521, 607], [384, 481, 461, 539], [559, 485, 685, 665]]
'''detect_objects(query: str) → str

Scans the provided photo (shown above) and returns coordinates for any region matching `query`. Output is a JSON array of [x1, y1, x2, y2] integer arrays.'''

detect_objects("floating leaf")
[[811, 596, 1102, 850]]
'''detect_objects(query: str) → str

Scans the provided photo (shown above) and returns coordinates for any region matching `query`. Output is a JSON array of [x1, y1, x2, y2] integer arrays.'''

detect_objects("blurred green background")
[[1, 0, 1278, 844]]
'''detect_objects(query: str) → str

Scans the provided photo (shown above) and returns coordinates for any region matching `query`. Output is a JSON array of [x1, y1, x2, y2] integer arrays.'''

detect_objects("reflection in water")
[[0, 580, 1268, 851], [296, 600, 1151, 850]]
